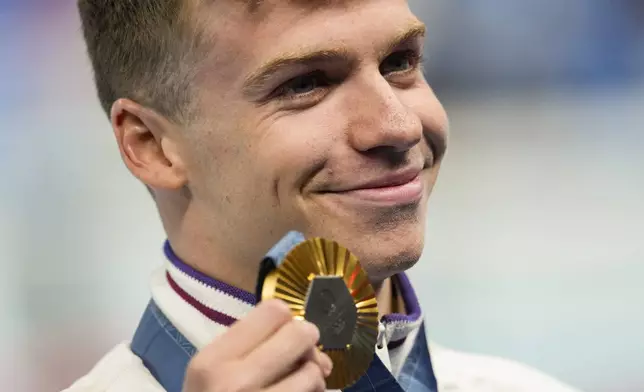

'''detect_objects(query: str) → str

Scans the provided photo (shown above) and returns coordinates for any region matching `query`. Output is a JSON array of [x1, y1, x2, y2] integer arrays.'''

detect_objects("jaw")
[[296, 192, 429, 282]]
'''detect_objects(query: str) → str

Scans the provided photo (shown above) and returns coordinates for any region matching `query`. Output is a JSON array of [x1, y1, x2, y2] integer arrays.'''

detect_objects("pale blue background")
[[1, 2, 642, 391]]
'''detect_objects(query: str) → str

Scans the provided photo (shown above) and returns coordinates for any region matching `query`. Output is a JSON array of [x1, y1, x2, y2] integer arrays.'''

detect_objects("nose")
[[345, 75, 422, 154]]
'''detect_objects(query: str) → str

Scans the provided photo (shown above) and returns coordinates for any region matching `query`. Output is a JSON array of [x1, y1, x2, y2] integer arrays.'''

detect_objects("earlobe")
[[110, 99, 188, 190]]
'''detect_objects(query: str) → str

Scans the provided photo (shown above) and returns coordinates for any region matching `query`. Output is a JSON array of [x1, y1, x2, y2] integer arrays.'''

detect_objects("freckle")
[[225, 195, 231, 203]]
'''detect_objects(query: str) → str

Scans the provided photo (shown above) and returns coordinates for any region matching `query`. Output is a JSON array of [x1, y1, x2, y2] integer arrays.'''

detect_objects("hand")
[[182, 299, 333, 392]]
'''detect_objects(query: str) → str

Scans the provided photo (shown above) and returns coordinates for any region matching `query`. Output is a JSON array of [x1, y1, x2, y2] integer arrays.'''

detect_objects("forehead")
[[217, 0, 371, 14], [196, 0, 416, 40], [196, 0, 418, 59]]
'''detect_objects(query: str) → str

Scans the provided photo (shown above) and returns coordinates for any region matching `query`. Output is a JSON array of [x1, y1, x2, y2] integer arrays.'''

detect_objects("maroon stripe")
[[166, 272, 238, 327]]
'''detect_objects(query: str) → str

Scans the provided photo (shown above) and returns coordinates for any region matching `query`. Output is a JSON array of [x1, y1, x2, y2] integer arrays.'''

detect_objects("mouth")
[[324, 167, 425, 206]]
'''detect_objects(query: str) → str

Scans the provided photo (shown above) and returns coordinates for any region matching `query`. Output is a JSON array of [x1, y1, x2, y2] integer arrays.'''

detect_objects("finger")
[[264, 360, 326, 392], [315, 349, 333, 377], [285, 347, 332, 380], [245, 319, 321, 386], [304, 347, 333, 377], [203, 299, 292, 360]]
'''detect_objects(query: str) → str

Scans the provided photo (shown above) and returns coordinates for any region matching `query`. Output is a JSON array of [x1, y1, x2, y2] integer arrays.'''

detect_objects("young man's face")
[[181, 0, 448, 282]]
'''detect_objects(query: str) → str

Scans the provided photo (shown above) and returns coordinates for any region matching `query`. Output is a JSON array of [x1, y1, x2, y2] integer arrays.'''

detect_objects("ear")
[[110, 98, 187, 190]]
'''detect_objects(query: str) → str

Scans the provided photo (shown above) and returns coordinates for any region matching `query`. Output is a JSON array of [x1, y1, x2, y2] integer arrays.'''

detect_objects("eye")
[[277, 71, 329, 98], [380, 50, 422, 75]]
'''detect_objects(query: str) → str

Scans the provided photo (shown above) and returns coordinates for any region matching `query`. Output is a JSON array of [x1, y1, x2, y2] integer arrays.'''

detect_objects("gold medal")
[[260, 237, 379, 390]]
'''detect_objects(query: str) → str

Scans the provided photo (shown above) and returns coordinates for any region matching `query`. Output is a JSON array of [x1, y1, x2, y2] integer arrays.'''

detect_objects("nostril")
[[365, 145, 412, 166]]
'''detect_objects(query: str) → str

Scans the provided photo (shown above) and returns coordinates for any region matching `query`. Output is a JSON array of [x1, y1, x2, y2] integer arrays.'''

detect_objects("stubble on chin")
[[350, 206, 426, 282]]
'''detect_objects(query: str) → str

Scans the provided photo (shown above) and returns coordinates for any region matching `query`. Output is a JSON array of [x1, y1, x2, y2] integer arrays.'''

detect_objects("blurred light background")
[[1, 1, 642, 391]]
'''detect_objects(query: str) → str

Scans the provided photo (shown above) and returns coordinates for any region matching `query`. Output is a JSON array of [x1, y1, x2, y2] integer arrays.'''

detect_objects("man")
[[66, 0, 580, 391]]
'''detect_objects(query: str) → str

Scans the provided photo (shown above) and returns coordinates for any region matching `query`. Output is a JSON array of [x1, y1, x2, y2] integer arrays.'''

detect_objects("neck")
[[157, 193, 265, 293], [375, 278, 394, 316], [169, 234, 261, 294]]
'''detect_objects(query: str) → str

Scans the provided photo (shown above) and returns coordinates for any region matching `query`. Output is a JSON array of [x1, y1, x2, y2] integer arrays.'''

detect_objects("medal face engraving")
[[259, 237, 379, 390], [304, 276, 357, 350]]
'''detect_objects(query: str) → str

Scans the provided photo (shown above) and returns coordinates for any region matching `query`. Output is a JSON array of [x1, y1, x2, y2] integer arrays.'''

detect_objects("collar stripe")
[[164, 241, 256, 305], [166, 272, 238, 327], [166, 260, 254, 321]]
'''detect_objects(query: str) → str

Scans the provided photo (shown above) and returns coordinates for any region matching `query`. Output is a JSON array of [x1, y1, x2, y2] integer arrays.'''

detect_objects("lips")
[[323, 166, 425, 205], [331, 166, 423, 193], [351, 168, 421, 191]]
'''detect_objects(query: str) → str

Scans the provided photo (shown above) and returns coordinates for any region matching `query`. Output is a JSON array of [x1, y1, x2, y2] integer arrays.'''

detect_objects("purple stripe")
[[164, 240, 257, 305], [381, 272, 422, 323]]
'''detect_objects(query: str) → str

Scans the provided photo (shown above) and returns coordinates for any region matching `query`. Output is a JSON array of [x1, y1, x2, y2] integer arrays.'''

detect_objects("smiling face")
[[173, 0, 448, 283]]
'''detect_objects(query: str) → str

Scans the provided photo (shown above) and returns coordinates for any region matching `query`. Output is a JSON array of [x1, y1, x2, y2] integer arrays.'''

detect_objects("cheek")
[[183, 123, 257, 207], [255, 111, 340, 192]]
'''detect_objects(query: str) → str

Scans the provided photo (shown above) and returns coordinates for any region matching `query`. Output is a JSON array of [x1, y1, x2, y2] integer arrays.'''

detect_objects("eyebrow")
[[379, 21, 426, 59], [241, 21, 427, 98], [242, 49, 353, 97]]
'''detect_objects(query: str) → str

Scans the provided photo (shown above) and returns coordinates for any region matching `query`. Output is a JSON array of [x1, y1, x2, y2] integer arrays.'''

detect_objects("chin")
[[304, 205, 427, 283], [352, 226, 426, 283]]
